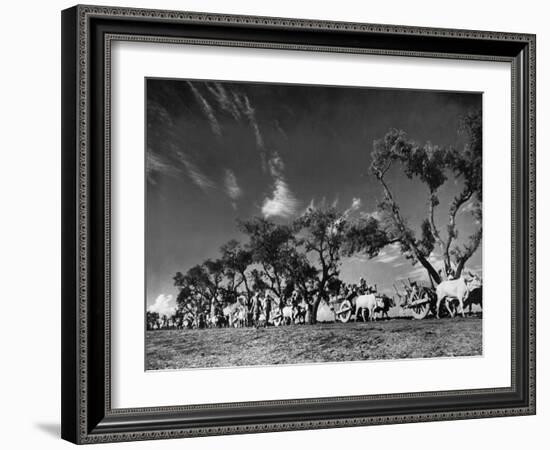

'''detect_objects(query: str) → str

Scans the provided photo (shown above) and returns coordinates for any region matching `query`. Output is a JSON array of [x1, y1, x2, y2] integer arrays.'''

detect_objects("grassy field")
[[146, 316, 482, 370]]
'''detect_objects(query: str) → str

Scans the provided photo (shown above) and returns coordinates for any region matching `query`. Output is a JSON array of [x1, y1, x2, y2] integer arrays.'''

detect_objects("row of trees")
[[173, 207, 358, 324], [172, 111, 482, 324]]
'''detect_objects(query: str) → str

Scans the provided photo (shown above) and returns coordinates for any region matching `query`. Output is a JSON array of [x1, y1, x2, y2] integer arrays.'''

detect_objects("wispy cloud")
[[268, 152, 285, 178], [274, 120, 288, 140], [347, 254, 369, 263], [237, 92, 275, 174], [242, 94, 264, 150], [176, 152, 216, 192], [212, 90, 298, 219], [224, 169, 243, 203], [146, 151, 176, 175], [261, 178, 299, 219], [377, 252, 401, 264], [187, 82, 222, 137], [146, 150, 179, 184], [375, 244, 403, 264], [148, 101, 173, 126], [206, 82, 242, 121], [147, 294, 177, 317]]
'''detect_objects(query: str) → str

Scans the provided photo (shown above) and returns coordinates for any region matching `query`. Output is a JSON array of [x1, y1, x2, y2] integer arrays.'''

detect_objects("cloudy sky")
[[146, 78, 482, 312]]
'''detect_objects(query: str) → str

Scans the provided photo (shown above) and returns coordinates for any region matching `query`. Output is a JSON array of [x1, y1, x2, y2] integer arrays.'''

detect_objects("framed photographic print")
[[61, 5, 536, 444]]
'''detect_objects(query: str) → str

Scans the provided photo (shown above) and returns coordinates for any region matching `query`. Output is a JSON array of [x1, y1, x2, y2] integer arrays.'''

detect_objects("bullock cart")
[[395, 281, 438, 319], [333, 291, 389, 323], [269, 303, 308, 326]]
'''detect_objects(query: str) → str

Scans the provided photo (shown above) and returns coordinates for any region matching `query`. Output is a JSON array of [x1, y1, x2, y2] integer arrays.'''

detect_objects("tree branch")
[[377, 171, 441, 284], [428, 193, 444, 249], [444, 188, 473, 263]]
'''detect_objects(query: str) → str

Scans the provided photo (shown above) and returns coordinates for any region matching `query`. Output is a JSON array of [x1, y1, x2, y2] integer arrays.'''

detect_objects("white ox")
[[435, 274, 482, 318], [355, 294, 385, 322], [282, 306, 294, 325]]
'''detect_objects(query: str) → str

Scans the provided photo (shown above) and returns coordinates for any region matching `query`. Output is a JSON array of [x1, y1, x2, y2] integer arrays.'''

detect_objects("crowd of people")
[[146, 277, 380, 330]]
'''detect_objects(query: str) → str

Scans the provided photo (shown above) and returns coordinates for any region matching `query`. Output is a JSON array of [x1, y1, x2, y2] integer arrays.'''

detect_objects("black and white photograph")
[[145, 79, 483, 370], [0, 0, 544, 447]]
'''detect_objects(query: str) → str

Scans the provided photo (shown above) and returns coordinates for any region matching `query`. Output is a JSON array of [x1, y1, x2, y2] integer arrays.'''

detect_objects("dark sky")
[[145, 78, 482, 312]]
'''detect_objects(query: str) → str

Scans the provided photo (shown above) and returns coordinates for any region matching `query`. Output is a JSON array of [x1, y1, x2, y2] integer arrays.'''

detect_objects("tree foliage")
[[365, 110, 482, 282], [219, 239, 253, 303], [294, 207, 344, 287], [343, 215, 390, 257], [172, 258, 225, 314], [292, 207, 350, 321], [238, 217, 299, 299]]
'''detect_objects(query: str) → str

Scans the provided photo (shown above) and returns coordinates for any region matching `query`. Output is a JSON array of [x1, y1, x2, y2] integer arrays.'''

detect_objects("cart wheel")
[[338, 300, 353, 323], [410, 302, 430, 319]]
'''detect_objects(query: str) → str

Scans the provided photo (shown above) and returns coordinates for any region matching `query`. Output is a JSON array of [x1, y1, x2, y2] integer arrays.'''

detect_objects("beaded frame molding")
[[61, 4, 536, 444]]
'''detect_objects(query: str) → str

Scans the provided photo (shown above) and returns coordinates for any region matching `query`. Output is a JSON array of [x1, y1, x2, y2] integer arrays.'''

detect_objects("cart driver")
[[359, 277, 367, 294]]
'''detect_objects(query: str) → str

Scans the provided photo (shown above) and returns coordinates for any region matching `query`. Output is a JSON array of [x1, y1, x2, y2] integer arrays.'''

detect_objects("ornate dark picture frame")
[[61, 4, 536, 444]]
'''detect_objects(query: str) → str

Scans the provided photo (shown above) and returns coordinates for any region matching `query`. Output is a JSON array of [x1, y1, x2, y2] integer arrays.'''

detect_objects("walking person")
[[252, 291, 261, 328], [264, 292, 272, 326]]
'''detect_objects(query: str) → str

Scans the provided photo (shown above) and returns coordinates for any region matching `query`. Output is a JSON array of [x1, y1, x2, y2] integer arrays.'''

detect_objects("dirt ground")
[[146, 315, 482, 370]]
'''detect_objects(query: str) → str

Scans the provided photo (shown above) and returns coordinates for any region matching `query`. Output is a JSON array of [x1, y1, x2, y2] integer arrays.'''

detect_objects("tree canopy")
[[364, 110, 482, 283]]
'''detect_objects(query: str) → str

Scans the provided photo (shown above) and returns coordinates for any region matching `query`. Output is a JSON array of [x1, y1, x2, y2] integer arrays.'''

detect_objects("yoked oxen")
[[435, 273, 482, 319], [355, 294, 385, 322], [375, 294, 395, 320]]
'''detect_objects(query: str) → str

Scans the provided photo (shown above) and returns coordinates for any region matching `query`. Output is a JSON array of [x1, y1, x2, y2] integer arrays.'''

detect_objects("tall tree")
[[293, 207, 348, 322], [368, 111, 482, 283], [219, 240, 253, 302], [238, 217, 298, 299], [201, 258, 225, 301], [173, 258, 225, 316], [173, 271, 196, 315]]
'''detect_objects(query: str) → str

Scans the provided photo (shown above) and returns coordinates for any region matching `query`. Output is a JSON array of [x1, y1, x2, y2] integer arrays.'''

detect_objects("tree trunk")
[[416, 252, 442, 285], [310, 297, 321, 324], [241, 272, 251, 300], [455, 258, 467, 279], [377, 173, 442, 286]]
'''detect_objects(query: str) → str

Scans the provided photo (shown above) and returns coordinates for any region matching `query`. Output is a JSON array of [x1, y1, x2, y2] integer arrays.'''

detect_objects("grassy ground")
[[146, 316, 482, 370]]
